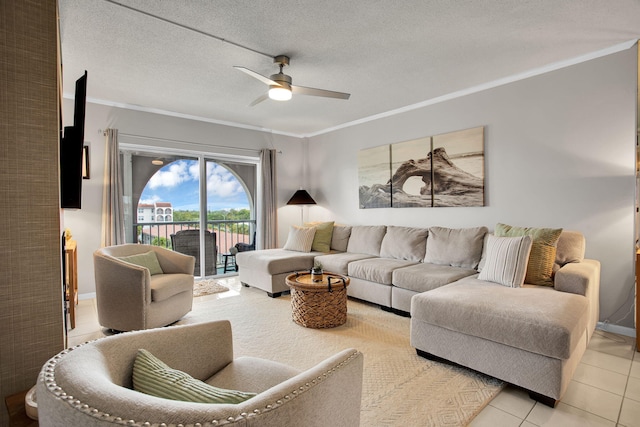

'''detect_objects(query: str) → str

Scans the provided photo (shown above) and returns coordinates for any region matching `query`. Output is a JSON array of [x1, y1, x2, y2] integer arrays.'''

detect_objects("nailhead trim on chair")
[[40, 339, 361, 426]]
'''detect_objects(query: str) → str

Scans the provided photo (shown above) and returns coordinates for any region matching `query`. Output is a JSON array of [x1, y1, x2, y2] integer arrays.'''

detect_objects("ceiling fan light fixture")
[[268, 85, 292, 101]]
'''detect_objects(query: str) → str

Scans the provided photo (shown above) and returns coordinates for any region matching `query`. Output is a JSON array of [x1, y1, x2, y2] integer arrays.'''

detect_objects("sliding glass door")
[[121, 147, 256, 277]]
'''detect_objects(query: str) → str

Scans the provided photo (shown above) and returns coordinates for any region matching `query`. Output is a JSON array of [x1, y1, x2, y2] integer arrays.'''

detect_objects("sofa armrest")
[[554, 259, 600, 297]]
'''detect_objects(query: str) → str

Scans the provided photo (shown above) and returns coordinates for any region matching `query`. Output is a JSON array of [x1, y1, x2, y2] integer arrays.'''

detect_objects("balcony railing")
[[133, 220, 256, 269]]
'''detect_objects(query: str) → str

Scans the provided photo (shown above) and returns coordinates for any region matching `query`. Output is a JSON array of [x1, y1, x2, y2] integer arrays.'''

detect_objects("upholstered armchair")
[[37, 320, 364, 427], [93, 244, 195, 332]]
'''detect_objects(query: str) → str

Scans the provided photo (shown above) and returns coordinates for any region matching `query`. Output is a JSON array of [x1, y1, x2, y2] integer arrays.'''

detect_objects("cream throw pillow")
[[132, 349, 256, 404], [495, 223, 562, 286], [478, 235, 533, 287], [283, 226, 317, 252]]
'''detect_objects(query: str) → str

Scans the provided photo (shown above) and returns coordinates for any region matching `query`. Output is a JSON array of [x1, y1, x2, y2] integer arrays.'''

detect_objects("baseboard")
[[596, 322, 636, 338], [79, 292, 96, 300]]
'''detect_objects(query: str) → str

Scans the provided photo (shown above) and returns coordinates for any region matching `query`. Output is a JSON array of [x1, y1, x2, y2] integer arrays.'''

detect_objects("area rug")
[[193, 279, 229, 297], [178, 285, 504, 426]]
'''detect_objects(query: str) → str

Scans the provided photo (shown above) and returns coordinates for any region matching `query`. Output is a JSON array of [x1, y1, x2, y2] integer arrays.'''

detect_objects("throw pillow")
[[330, 225, 352, 252], [346, 225, 387, 256], [283, 226, 316, 252], [478, 235, 533, 287], [424, 226, 488, 269], [118, 251, 163, 275], [133, 349, 256, 404], [379, 226, 429, 261], [495, 223, 563, 286], [304, 221, 335, 252]]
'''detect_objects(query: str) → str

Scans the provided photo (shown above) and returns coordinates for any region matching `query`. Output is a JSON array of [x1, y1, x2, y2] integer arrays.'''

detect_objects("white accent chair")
[[37, 320, 364, 426], [93, 244, 195, 331]]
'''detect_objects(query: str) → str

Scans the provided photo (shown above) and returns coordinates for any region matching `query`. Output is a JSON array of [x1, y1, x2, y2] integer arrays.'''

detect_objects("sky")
[[139, 160, 250, 211]]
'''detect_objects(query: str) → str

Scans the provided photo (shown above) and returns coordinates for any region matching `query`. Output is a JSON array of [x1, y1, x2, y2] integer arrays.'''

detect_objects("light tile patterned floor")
[[69, 277, 640, 427]]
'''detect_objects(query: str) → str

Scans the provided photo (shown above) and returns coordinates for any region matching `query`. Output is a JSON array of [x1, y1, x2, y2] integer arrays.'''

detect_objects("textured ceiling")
[[58, 0, 640, 137]]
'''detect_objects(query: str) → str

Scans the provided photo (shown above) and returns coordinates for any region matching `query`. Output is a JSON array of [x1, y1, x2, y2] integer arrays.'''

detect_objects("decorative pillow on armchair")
[[118, 251, 164, 275], [133, 349, 255, 404]]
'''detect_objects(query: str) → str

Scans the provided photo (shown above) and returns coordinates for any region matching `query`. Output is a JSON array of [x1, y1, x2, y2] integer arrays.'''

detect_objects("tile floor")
[[69, 277, 640, 427]]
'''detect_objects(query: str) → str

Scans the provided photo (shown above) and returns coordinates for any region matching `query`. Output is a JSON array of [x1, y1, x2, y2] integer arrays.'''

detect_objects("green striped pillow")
[[132, 349, 256, 404]]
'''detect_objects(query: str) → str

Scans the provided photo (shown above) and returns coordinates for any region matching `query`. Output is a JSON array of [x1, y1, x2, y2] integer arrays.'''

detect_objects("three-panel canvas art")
[[358, 126, 485, 208]]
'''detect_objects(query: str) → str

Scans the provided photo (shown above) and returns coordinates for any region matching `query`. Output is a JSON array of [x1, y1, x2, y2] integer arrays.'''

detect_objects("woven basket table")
[[285, 272, 350, 328]]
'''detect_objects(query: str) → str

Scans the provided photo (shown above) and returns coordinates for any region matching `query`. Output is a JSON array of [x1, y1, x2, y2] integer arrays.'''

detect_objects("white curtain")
[[259, 148, 278, 249], [101, 128, 125, 247]]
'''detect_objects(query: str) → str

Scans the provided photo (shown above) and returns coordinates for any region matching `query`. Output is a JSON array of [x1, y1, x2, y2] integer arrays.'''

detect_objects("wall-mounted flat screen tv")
[[60, 70, 87, 209]]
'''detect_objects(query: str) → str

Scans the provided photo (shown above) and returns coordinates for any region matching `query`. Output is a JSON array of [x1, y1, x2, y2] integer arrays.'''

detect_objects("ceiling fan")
[[234, 55, 351, 106]]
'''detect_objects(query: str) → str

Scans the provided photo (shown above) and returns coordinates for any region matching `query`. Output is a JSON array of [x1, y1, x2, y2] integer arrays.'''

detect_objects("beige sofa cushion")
[[348, 258, 417, 285], [331, 225, 352, 252], [235, 249, 318, 275], [392, 263, 477, 293], [411, 277, 589, 359], [346, 225, 387, 256], [424, 226, 487, 269], [379, 226, 429, 261], [314, 252, 376, 275]]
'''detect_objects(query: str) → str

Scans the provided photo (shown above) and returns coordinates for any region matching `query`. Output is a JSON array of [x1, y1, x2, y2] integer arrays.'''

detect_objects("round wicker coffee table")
[[285, 272, 350, 328]]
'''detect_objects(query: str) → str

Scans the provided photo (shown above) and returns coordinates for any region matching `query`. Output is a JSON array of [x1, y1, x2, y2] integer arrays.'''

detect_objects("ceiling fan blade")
[[291, 85, 350, 100], [249, 93, 269, 107], [234, 66, 281, 86]]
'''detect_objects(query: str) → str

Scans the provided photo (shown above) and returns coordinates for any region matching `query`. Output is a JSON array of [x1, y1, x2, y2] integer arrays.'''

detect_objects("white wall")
[[308, 47, 638, 329], [62, 102, 304, 296]]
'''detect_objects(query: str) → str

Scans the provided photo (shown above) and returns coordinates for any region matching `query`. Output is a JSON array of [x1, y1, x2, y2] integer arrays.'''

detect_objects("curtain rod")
[[104, 131, 273, 154]]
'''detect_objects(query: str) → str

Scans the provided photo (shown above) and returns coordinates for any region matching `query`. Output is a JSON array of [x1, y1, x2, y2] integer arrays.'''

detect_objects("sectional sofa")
[[236, 223, 600, 406]]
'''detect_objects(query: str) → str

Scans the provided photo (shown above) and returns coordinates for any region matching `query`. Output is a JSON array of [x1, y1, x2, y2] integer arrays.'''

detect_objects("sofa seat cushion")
[[411, 277, 589, 360], [348, 258, 417, 285], [314, 252, 376, 275], [150, 273, 193, 302], [392, 263, 477, 293], [236, 249, 319, 275]]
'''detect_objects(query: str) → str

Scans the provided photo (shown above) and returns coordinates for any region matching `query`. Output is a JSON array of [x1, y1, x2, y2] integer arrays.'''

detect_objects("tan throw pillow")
[[478, 235, 533, 287], [495, 223, 563, 286], [304, 221, 335, 252], [283, 226, 316, 252], [118, 251, 163, 275]]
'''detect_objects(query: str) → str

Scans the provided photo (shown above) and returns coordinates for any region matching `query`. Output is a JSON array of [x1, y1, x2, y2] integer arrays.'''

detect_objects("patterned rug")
[[177, 286, 504, 426], [193, 279, 229, 297]]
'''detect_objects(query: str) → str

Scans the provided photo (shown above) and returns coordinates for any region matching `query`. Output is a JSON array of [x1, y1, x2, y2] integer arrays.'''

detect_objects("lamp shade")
[[287, 189, 316, 205]]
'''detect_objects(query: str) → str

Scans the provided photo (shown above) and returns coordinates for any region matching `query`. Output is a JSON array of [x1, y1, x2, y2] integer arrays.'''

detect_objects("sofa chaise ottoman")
[[410, 230, 600, 407]]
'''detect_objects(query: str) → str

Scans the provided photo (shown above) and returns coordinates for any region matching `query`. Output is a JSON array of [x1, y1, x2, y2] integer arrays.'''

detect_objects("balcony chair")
[[234, 231, 256, 252], [93, 244, 195, 332], [37, 320, 364, 427], [171, 229, 217, 276]]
